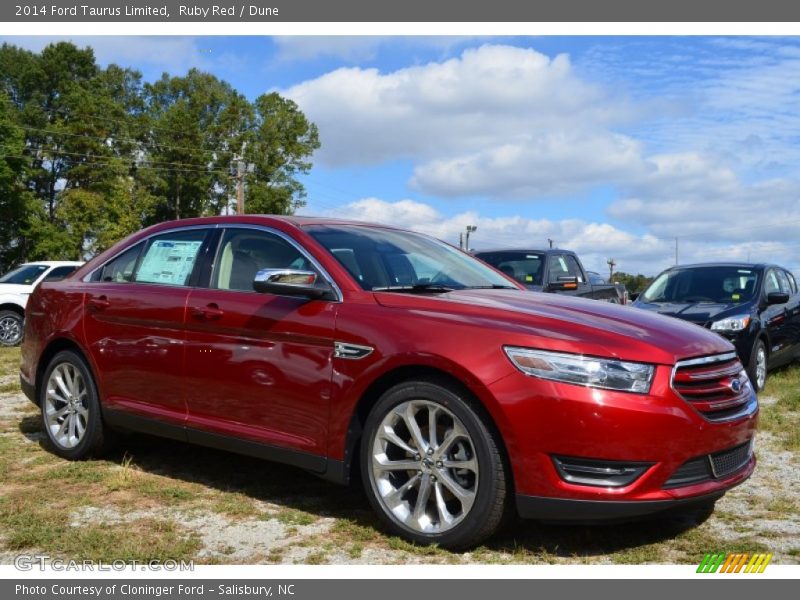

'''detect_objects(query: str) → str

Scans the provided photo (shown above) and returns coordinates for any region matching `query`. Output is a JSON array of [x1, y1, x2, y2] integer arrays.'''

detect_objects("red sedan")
[[20, 216, 758, 549]]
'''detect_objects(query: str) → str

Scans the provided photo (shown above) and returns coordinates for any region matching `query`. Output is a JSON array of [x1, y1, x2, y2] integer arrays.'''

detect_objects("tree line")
[[0, 42, 319, 271]]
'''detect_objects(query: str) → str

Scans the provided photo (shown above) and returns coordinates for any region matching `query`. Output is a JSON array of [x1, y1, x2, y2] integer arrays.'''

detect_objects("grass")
[[760, 365, 800, 451], [0, 346, 798, 565]]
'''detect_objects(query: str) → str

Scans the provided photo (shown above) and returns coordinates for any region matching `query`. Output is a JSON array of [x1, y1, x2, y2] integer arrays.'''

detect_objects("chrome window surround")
[[83, 223, 343, 303], [670, 352, 758, 423]]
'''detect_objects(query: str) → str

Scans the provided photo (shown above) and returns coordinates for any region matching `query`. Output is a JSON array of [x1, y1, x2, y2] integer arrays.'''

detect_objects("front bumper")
[[487, 364, 758, 513], [516, 489, 727, 521]]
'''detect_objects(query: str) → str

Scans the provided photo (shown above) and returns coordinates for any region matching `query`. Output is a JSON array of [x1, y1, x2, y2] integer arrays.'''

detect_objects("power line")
[[8, 122, 241, 157], [0, 153, 232, 177]]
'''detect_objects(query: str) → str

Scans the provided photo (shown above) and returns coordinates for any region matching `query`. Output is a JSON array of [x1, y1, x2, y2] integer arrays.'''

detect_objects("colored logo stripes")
[[697, 552, 772, 573]]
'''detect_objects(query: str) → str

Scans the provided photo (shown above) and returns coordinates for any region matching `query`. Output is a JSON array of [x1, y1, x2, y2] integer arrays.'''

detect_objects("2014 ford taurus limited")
[[19, 216, 758, 549]]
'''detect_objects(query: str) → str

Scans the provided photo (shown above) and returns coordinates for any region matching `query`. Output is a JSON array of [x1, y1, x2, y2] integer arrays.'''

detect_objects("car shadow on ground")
[[25, 416, 712, 559]]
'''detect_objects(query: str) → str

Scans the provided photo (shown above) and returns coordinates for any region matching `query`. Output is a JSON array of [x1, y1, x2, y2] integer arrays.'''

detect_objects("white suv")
[[0, 261, 83, 346]]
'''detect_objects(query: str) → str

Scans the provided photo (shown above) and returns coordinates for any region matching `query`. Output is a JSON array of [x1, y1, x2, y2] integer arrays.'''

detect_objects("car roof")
[[664, 262, 772, 270], [474, 248, 571, 255], [144, 214, 406, 232]]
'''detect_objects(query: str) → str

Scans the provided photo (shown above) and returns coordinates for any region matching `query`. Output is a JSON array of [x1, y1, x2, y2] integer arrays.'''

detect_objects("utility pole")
[[465, 225, 477, 252], [675, 237, 679, 265], [235, 159, 245, 215], [547, 238, 554, 249], [459, 232, 464, 249], [607, 258, 616, 281]]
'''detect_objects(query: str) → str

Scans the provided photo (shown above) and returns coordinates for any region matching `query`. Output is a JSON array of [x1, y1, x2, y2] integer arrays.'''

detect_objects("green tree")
[[0, 41, 320, 266]]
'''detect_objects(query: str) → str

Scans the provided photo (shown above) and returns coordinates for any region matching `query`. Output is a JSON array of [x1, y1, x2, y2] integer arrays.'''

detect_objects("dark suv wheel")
[[40, 350, 111, 460], [361, 380, 510, 550], [748, 339, 767, 392]]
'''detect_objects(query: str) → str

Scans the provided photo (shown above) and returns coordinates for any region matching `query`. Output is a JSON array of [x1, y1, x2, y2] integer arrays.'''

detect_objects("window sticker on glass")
[[136, 240, 203, 285]]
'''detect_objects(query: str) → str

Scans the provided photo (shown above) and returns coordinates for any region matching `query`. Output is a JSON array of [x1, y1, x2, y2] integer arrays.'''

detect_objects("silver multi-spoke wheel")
[[755, 345, 767, 390], [0, 314, 22, 346], [44, 362, 89, 449], [370, 399, 479, 534]]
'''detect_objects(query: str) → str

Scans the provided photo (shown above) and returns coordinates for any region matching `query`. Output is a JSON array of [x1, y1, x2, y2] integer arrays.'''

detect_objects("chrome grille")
[[672, 352, 754, 422]]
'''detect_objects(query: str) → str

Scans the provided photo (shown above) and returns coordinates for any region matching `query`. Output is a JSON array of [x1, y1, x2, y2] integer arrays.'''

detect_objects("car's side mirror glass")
[[253, 269, 333, 300], [549, 275, 579, 291]]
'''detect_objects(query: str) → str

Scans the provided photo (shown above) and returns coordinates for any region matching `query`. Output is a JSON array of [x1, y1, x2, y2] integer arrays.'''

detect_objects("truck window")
[[549, 255, 584, 283]]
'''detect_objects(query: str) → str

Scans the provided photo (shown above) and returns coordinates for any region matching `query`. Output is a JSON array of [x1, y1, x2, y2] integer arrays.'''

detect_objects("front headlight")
[[503, 346, 655, 394], [710, 314, 751, 332]]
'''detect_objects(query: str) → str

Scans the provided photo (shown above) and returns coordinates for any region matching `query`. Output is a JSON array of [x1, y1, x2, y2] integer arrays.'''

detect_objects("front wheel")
[[0, 310, 23, 346], [361, 380, 510, 550], [40, 350, 111, 460], [748, 339, 767, 392]]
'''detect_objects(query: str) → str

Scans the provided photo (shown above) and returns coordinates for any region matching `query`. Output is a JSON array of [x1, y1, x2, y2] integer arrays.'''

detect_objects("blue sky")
[[5, 35, 800, 275]]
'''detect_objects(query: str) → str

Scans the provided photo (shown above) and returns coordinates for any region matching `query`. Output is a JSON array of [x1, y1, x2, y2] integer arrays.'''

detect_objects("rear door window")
[[42, 265, 79, 282], [134, 230, 209, 287]]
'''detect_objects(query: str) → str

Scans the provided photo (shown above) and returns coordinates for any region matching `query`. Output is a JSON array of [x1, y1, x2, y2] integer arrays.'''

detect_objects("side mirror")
[[548, 275, 579, 291], [253, 269, 333, 299], [766, 291, 790, 305]]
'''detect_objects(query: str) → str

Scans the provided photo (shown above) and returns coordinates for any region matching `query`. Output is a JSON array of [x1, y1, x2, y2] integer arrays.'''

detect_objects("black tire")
[[39, 350, 111, 460], [360, 379, 510, 550], [0, 309, 24, 347], [747, 338, 768, 392]]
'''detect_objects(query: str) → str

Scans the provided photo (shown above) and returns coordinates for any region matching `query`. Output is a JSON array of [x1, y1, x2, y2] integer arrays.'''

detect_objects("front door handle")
[[190, 304, 224, 320], [88, 296, 110, 311]]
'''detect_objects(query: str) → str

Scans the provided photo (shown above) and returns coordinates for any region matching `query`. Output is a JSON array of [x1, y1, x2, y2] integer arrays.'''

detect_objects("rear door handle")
[[190, 304, 224, 320], [88, 296, 110, 311]]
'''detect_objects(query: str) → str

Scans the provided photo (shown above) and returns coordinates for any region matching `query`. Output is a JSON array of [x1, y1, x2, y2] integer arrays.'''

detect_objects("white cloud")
[[283, 44, 631, 174], [305, 197, 675, 275], [411, 132, 644, 198]]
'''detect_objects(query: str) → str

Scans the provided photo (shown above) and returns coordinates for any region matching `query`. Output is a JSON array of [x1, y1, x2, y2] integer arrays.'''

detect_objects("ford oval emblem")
[[730, 379, 742, 393]]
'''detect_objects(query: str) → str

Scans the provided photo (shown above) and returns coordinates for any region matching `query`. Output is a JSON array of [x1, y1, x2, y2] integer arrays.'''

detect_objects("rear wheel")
[[0, 310, 23, 346], [748, 339, 767, 392], [361, 380, 510, 550], [40, 350, 111, 460]]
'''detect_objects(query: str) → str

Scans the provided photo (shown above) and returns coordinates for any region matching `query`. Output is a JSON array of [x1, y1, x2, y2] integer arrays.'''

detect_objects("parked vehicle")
[[0, 261, 83, 346], [633, 263, 800, 392], [475, 249, 627, 304], [21, 217, 757, 549]]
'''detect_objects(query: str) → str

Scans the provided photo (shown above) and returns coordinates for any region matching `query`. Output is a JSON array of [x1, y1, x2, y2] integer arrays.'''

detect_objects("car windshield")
[[306, 225, 518, 292], [641, 266, 760, 304], [0, 264, 48, 285], [474, 251, 545, 286]]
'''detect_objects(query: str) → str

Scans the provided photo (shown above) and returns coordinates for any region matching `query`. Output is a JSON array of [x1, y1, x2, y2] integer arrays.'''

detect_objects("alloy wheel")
[[370, 399, 479, 534], [0, 315, 22, 345], [756, 346, 767, 390], [44, 363, 89, 449]]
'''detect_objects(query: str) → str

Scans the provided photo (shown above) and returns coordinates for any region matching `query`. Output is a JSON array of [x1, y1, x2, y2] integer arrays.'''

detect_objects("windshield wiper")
[[371, 284, 456, 293], [463, 284, 519, 290]]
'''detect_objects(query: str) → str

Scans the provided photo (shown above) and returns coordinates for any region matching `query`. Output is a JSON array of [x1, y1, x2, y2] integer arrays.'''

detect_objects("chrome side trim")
[[215, 224, 343, 303], [673, 352, 738, 369], [334, 342, 374, 360], [82, 224, 216, 283], [82, 222, 344, 303]]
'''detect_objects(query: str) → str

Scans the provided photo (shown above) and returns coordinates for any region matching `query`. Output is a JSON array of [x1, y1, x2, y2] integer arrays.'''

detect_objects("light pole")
[[607, 258, 616, 281], [465, 225, 477, 252]]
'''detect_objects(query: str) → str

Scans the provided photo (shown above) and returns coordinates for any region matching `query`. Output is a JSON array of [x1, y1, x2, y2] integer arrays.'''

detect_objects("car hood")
[[633, 300, 751, 325], [373, 288, 733, 366]]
